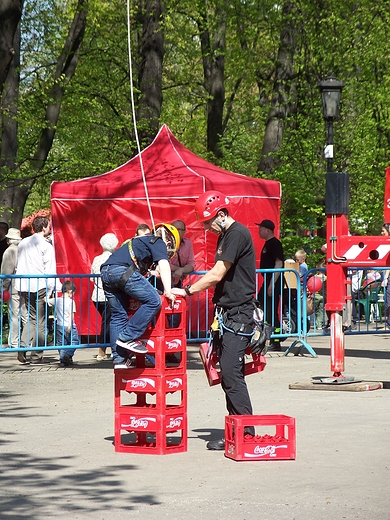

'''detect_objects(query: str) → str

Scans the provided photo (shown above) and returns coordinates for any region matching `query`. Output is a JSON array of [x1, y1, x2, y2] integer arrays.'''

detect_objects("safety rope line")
[[126, 0, 155, 230]]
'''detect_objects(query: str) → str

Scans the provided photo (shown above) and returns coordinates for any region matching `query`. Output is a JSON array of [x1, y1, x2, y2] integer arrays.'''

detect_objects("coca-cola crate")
[[115, 411, 187, 454], [114, 369, 187, 414], [225, 414, 296, 461], [128, 295, 186, 335], [129, 332, 186, 373], [199, 342, 266, 386]]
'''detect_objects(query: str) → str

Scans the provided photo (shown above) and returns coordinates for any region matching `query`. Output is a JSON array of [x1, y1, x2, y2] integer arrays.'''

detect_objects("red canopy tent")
[[50, 125, 281, 334]]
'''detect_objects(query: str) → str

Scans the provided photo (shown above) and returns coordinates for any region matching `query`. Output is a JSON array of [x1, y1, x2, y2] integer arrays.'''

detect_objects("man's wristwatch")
[[184, 284, 193, 296]]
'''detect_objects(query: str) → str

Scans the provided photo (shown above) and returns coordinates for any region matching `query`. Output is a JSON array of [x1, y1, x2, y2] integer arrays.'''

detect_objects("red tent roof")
[[51, 125, 281, 333], [52, 124, 280, 201]]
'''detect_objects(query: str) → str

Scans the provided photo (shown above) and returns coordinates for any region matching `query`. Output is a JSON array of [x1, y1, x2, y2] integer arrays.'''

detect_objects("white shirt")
[[48, 295, 76, 327], [16, 233, 57, 293], [91, 250, 112, 302]]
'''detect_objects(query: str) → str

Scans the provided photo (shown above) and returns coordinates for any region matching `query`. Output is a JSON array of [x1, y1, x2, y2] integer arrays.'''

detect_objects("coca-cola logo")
[[166, 377, 182, 389], [121, 416, 157, 429], [167, 417, 183, 428], [245, 444, 288, 458], [123, 377, 156, 389], [166, 339, 181, 350]]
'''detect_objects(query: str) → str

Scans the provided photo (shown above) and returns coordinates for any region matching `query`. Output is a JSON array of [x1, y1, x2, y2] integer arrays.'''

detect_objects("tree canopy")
[[1, 0, 390, 260]]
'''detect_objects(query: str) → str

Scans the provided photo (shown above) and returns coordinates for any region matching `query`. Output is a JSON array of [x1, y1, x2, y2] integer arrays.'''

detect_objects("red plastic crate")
[[115, 411, 187, 454], [199, 342, 266, 386], [128, 332, 186, 373], [128, 295, 186, 335], [225, 414, 296, 461], [114, 369, 187, 414], [115, 295, 188, 455]]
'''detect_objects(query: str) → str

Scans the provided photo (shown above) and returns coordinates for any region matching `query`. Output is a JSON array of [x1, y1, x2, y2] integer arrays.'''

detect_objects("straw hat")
[[5, 228, 21, 240]]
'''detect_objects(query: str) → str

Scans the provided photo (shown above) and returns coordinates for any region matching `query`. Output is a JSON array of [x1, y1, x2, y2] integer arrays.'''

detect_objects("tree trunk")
[[198, 2, 226, 159], [0, 0, 23, 97], [0, 0, 87, 226], [0, 15, 26, 225], [136, 0, 164, 146], [258, 1, 297, 175]]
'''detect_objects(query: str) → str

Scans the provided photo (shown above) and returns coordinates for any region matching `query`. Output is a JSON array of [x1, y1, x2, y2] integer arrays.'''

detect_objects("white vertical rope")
[[126, 0, 155, 229]]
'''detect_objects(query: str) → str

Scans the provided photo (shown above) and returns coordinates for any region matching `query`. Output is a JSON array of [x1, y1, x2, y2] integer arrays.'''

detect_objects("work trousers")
[[214, 328, 253, 419]]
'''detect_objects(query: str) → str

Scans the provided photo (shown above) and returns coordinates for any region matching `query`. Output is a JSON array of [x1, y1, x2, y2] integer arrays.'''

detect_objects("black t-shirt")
[[101, 235, 168, 271], [260, 236, 284, 269], [212, 221, 256, 309], [260, 236, 284, 291]]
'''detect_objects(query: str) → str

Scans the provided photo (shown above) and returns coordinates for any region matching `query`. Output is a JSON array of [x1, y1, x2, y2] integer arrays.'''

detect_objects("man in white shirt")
[[16, 216, 56, 364]]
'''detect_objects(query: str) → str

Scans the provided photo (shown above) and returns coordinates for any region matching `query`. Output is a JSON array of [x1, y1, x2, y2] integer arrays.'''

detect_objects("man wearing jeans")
[[100, 223, 179, 365], [16, 216, 56, 365]]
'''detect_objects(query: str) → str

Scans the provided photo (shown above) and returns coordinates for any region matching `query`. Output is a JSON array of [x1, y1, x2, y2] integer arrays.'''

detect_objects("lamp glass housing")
[[318, 76, 345, 120]]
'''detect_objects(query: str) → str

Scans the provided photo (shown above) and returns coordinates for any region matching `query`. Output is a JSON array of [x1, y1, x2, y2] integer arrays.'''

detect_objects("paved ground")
[[1, 332, 390, 520]]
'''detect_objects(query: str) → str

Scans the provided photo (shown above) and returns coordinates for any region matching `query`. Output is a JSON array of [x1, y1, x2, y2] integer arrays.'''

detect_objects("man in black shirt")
[[173, 191, 256, 450], [256, 219, 284, 351]]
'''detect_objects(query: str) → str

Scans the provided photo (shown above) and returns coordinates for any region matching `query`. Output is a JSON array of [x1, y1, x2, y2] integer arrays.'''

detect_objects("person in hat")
[[172, 191, 257, 451], [1, 228, 25, 348], [100, 223, 179, 366], [256, 219, 285, 351]]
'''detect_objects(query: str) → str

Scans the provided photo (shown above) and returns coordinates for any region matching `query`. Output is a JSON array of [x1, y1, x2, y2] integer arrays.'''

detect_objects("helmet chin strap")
[[215, 215, 226, 233]]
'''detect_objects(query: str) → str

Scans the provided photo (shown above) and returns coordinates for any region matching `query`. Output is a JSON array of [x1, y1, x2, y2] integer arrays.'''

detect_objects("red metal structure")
[[325, 171, 390, 376]]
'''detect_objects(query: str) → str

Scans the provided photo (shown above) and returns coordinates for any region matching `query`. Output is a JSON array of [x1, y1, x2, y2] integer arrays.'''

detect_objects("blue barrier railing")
[[1, 267, 389, 357]]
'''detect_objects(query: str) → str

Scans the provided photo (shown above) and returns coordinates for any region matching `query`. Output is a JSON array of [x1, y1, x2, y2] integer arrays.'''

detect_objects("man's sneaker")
[[116, 339, 148, 354], [30, 358, 51, 365], [206, 438, 225, 450], [17, 352, 27, 364]]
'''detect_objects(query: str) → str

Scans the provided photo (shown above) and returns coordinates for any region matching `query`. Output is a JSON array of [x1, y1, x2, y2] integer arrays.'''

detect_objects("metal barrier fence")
[[1, 268, 389, 357]]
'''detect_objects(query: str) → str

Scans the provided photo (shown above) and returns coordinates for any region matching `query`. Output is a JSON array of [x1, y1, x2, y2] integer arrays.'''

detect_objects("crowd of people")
[[1, 204, 390, 451]]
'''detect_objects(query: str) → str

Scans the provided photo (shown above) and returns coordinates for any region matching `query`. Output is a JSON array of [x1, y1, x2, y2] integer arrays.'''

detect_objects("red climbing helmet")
[[194, 191, 230, 222]]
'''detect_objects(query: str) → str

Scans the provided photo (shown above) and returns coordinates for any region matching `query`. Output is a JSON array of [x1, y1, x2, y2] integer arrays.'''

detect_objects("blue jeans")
[[57, 323, 79, 361], [101, 265, 161, 364]]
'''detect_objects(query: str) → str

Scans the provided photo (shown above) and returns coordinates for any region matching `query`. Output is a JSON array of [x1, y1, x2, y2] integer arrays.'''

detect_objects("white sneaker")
[[116, 339, 148, 354]]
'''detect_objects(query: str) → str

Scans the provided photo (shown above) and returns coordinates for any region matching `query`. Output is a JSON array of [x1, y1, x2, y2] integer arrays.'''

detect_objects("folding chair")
[[355, 281, 383, 324]]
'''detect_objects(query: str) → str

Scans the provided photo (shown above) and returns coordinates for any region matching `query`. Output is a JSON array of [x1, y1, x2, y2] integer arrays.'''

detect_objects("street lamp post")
[[317, 74, 345, 173], [318, 73, 347, 378]]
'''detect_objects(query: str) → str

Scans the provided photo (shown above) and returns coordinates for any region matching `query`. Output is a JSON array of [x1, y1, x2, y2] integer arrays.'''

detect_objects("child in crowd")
[[295, 249, 308, 277], [47, 280, 80, 366]]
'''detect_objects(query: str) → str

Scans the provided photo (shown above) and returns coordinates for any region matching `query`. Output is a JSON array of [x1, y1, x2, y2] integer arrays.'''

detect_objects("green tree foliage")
[[1, 0, 390, 248]]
